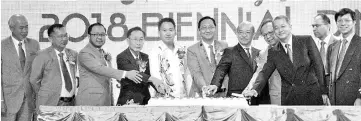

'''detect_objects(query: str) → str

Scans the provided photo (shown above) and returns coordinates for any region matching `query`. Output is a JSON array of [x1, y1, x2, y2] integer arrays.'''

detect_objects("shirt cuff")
[[122, 71, 127, 79]]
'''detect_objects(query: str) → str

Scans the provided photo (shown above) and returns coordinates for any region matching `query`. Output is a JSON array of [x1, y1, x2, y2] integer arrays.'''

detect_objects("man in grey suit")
[[30, 24, 78, 111], [187, 16, 228, 97], [1, 14, 40, 121], [243, 19, 281, 105], [76, 23, 144, 106], [327, 8, 361, 105]]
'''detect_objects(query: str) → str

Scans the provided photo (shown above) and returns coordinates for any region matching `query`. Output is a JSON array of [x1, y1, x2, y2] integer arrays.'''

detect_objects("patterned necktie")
[[58, 53, 73, 92], [285, 44, 293, 63], [18, 42, 26, 70], [320, 41, 327, 70], [209, 45, 216, 65], [336, 39, 348, 77]]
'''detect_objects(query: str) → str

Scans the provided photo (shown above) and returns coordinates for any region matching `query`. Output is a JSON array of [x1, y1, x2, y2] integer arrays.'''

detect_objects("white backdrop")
[[2, 0, 361, 104]]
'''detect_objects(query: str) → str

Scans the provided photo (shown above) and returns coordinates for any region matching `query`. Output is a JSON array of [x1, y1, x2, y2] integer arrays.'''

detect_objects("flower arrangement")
[[66, 54, 76, 65], [104, 52, 112, 62]]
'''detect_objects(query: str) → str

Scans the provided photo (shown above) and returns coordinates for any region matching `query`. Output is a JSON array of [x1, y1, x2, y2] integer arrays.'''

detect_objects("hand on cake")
[[242, 89, 258, 97], [204, 85, 218, 96]]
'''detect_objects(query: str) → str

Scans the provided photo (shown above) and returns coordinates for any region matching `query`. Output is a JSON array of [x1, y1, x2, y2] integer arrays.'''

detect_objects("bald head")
[[8, 14, 28, 40], [237, 21, 255, 47]]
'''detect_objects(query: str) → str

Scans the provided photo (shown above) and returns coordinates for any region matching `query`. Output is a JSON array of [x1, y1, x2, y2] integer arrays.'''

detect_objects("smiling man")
[[327, 8, 361, 105], [187, 16, 228, 97], [76, 23, 143, 106]]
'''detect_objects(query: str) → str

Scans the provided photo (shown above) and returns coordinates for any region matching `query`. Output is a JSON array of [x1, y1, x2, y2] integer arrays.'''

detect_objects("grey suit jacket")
[[187, 40, 228, 96], [1, 36, 39, 113], [76, 43, 125, 106], [327, 34, 361, 105], [30, 47, 78, 109]]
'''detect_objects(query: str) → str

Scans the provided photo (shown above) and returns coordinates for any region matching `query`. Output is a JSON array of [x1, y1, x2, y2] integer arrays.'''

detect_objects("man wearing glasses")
[[243, 19, 281, 105], [327, 8, 361, 105], [30, 24, 77, 111], [76, 23, 143, 106]]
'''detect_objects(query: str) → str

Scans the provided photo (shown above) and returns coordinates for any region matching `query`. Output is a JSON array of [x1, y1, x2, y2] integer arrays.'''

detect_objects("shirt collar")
[[11, 35, 25, 45], [201, 40, 215, 48], [238, 43, 252, 50], [129, 48, 140, 59], [280, 35, 293, 49], [341, 32, 355, 42], [319, 34, 332, 44]]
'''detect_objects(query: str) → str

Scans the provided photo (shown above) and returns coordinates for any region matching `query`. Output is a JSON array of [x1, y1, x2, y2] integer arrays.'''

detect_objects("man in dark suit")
[[1, 14, 40, 121], [245, 15, 328, 105], [116, 27, 167, 105], [207, 22, 270, 105], [327, 8, 361, 105]]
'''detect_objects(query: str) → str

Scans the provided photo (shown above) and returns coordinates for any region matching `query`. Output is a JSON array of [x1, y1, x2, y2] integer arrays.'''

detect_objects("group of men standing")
[[1, 7, 361, 121]]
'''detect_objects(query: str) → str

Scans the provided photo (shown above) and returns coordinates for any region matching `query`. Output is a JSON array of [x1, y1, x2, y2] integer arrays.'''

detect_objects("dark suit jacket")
[[116, 48, 151, 105], [327, 34, 361, 105], [253, 35, 326, 105], [210, 44, 260, 96], [1, 37, 39, 113]]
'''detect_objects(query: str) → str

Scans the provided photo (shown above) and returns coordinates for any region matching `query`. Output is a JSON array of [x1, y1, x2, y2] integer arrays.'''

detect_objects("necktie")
[[58, 53, 73, 92], [18, 42, 26, 70], [245, 48, 253, 67], [285, 44, 293, 63], [336, 39, 348, 77], [320, 41, 327, 70], [209, 45, 216, 65]]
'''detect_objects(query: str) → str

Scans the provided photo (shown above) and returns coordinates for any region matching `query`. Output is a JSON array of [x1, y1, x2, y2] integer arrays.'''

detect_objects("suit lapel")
[[64, 49, 76, 83], [337, 35, 359, 79], [86, 44, 107, 66], [48, 47, 62, 80], [292, 35, 303, 69], [236, 44, 253, 68], [5, 37, 22, 72], [198, 42, 213, 67], [126, 48, 139, 69], [329, 41, 341, 81], [251, 48, 258, 71]]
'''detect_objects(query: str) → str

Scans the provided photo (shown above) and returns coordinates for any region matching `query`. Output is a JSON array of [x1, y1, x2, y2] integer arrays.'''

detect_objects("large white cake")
[[147, 97, 249, 106]]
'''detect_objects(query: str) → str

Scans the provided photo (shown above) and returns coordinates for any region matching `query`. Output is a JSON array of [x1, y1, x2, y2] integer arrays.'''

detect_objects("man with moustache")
[[327, 8, 361, 105], [30, 24, 78, 109], [116, 27, 169, 105], [2, 14, 40, 121], [243, 19, 281, 105], [207, 22, 270, 105], [149, 18, 189, 98], [245, 15, 327, 105], [312, 14, 338, 73], [76, 23, 143, 106], [187, 16, 228, 97]]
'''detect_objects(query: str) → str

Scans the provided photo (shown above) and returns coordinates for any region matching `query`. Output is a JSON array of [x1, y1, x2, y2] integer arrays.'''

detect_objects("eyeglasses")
[[311, 24, 326, 28], [337, 19, 353, 24], [90, 33, 107, 37]]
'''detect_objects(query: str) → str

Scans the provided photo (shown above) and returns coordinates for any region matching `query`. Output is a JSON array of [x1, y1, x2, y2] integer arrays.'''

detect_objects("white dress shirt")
[[54, 49, 75, 97], [11, 35, 26, 57], [315, 34, 332, 52], [202, 40, 215, 63]]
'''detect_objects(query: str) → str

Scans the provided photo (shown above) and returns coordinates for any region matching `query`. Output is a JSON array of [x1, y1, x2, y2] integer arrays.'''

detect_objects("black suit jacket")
[[327, 34, 361, 105], [211, 44, 260, 96], [253, 35, 326, 105], [116, 48, 151, 105]]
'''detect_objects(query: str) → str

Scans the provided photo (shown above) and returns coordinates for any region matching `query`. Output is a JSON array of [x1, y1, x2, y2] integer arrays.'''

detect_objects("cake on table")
[[147, 97, 249, 106]]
